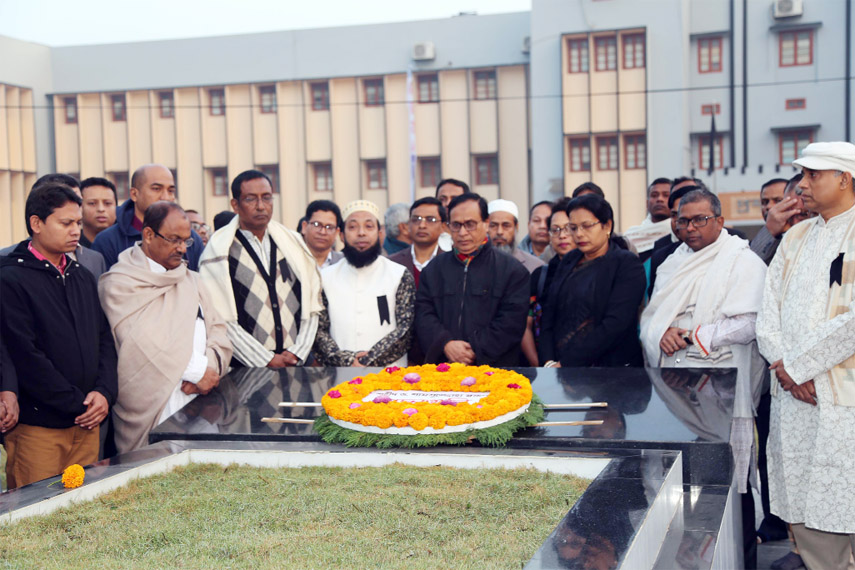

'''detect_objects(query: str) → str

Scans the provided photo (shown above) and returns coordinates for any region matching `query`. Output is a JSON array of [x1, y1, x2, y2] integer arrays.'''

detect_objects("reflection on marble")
[[151, 366, 736, 487]]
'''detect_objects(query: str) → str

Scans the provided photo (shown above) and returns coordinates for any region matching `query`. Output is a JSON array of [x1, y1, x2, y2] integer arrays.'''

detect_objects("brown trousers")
[[4, 423, 99, 489], [791, 523, 855, 570]]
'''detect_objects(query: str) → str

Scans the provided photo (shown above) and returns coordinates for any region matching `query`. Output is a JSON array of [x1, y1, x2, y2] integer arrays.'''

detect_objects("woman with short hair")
[[538, 194, 646, 368]]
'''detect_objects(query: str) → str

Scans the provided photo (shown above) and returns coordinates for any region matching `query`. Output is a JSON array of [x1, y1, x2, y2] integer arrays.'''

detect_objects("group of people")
[[2, 141, 855, 569]]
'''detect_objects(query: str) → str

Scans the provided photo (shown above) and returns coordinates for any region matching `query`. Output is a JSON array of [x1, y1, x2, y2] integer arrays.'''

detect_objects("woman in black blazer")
[[539, 194, 646, 367]]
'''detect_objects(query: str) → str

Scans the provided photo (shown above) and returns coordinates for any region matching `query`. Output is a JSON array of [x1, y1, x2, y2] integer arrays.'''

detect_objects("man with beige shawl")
[[99, 202, 232, 453]]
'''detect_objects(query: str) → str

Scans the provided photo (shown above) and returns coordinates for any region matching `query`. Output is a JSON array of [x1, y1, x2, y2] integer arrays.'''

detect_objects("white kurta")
[[757, 204, 855, 533], [321, 256, 408, 367]]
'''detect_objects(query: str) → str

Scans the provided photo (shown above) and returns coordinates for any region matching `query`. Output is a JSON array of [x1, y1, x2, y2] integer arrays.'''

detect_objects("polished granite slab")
[[151, 366, 737, 485]]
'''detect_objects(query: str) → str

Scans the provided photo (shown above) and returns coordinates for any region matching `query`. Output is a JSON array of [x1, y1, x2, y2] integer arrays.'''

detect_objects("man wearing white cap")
[[488, 199, 545, 274], [756, 141, 855, 569], [199, 169, 323, 369], [313, 200, 415, 367]]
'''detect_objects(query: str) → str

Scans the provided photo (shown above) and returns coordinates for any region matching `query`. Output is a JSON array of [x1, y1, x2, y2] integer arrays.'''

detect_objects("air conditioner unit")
[[774, 0, 804, 19], [522, 36, 531, 54], [412, 42, 436, 61]]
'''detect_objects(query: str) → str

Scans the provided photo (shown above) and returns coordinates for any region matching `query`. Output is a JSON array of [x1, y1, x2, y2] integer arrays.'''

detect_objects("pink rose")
[[349, 403, 361, 409], [460, 377, 476, 386], [403, 373, 421, 384], [348, 378, 363, 385], [507, 383, 521, 389], [373, 395, 392, 404], [484, 371, 494, 376], [329, 390, 342, 398], [385, 366, 401, 374], [440, 400, 457, 406], [436, 363, 451, 372], [403, 408, 418, 416]]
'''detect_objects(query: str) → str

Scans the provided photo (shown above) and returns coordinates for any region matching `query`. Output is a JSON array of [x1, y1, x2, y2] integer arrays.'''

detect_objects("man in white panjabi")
[[313, 200, 415, 368], [640, 188, 767, 567], [99, 202, 232, 453], [756, 141, 855, 570]]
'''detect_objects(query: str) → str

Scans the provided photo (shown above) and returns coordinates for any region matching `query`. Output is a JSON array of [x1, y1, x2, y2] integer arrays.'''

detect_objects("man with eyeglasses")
[[415, 193, 529, 366], [92, 164, 205, 270], [199, 170, 323, 370], [98, 202, 232, 453], [641, 188, 766, 569], [487, 199, 545, 273], [300, 200, 344, 268], [388, 197, 449, 288]]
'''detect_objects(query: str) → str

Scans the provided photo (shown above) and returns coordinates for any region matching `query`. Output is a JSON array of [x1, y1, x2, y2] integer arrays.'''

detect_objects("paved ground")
[[758, 539, 800, 570]]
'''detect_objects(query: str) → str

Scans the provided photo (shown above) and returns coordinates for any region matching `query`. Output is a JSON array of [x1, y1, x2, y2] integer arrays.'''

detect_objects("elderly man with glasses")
[[199, 170, 322, 369], [415, 193, 529, 366], [99, 201, 232, 453], [641, 187, 767, 569]]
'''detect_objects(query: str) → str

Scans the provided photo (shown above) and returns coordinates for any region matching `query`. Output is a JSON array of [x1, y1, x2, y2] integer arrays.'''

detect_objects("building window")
[[594, 36, 617, 71], [624, 134, 647, 169], [698, 37, 723, 73], [210, 89, 225, 116], [596, 136, 618, 170], [419, 158, 440, 188], [567, 38, 589, 73], [64, 97, 77, 124], [567, 137, 591, 172], [259, 165, 279, 193], [111, 94, 126, 122], [311, 82, 329, 111], [785, 98, 806, 110], [701, 104, 722, 115], [780, 30, 813, 67], [622, 33, 645, 69], [313, 163, 333, 192], [159, 92, 174, 118], [212, 169, 228, 196], [418, 74, 439, 103], [259, 85, 276, 113], [699, 137, 724, 170], [111, 172, 130, 201], [475, 155, 499, 185], [364, 79, 385, 106], [473, 70, 497, 100], [366, 161, 387, 189], [779, 130, 813, 164]]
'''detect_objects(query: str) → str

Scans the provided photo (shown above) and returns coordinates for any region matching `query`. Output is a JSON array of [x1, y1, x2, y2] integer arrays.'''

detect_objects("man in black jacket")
[[415, 194, 529, 366], [0, 183, 118, 489]]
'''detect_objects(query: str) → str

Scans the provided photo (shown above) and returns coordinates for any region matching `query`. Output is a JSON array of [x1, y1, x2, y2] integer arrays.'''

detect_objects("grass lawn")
[[0, 463, 588, 569]]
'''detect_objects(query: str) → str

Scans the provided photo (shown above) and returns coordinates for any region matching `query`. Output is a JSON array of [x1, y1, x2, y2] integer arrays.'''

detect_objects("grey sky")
[[0, 0, 531, 46]]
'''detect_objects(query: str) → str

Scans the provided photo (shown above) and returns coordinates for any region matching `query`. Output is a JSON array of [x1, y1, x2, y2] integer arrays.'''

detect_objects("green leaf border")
[[313, 394, 545, 448]]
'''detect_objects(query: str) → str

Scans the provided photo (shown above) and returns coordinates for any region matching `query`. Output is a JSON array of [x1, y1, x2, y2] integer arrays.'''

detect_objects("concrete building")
[[1, 0, 853, 245]]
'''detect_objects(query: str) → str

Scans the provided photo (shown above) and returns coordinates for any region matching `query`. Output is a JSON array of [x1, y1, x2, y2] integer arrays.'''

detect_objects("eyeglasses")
[[674, 215, 716, 229], [154, 230, 194, 248], [410, 215, 441, 225], [549, 224, 572, 236], [307, 220, 337, 232], [190, 222, 210, 233], [568, 221, 602, 234], [240, 194, 274, 205], [448, 220, 480, 233]]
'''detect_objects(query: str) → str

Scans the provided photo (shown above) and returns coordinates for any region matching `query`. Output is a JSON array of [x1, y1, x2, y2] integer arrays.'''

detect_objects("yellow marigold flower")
[[61, 464, 85, 489]]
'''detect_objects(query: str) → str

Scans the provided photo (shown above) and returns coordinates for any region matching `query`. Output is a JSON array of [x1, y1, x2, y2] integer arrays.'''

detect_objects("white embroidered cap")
[[792, 141, 855, 176], [342, 199, 381, 222], [487, 199, 520, 220]]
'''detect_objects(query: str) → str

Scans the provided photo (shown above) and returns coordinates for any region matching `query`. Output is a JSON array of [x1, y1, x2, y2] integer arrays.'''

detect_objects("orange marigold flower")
[[61, 464, 85, 489]]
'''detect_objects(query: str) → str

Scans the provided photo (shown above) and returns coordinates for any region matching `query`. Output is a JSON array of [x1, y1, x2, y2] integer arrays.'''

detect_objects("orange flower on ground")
[[61, 464, 85, 489]]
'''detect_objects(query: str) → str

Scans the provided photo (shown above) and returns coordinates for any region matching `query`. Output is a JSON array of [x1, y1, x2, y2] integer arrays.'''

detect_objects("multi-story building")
[[1, 0, 852, 246]]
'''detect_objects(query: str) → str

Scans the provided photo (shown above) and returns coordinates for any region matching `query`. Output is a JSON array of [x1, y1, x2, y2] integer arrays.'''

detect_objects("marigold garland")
[[320, 363, 534, 431], [61, 464, 85, 489]]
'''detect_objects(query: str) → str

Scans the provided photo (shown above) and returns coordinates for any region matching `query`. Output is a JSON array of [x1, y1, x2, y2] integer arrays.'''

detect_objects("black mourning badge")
[[377, 295, 390, 325], [830, 253, 844, 287]]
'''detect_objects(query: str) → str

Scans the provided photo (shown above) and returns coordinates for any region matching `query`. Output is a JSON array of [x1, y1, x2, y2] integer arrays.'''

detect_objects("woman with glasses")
[[521, 198, 572, 366], [539, 194, 646, 368]]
